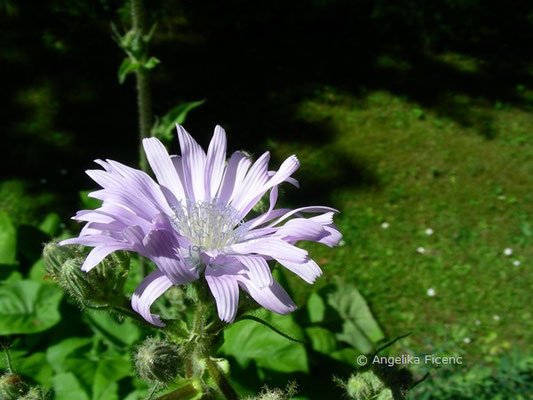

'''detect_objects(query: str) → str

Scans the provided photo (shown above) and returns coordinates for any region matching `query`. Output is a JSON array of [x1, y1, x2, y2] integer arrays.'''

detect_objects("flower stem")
[[130, 0, 152, 173], [205, 357, 239, 400], [3, 347, 13, 373], [130, 0, 152, 277], [154, 382, 200, 400]]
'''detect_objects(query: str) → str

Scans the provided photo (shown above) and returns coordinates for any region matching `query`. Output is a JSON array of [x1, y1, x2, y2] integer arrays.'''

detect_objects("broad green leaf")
[[79, 190, 102, 210], [152, 100, 205, 142], [53, 372, 90, 400], [0, 351, 53, 386], [330, 347, 360, 364], [324, 283, 385, 353], [0, 280, 63, 334], [307, 291, 326, 323], [64, 357, 131, 400], [84, 310, 142, 347], [92, 358, 131, 400], [305, 326, 337, 354], [220, 309, 308, 373], [28, 258, 46, 281], [38, 212, 61, 236], [0, 211, 17, 265], [47, 337, 93, 373]]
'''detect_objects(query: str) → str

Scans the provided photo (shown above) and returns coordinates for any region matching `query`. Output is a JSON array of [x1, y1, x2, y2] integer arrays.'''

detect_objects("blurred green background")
[[1, 1, 532, 398]]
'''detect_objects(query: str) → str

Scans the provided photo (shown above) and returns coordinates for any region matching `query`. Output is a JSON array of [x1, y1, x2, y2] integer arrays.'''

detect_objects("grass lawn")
[[271, 88, 533, 366]]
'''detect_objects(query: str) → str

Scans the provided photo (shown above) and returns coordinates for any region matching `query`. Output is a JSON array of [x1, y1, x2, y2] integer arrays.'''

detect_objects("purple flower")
[[62, 125, 341, 325]]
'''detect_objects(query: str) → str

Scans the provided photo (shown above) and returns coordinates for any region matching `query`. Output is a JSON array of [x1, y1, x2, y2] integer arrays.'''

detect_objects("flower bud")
[[0, 373, 27, 400], [19, 387, 47, 400], [345, 371, 384, 400], [134, 338, 182, 385], [42, 242, 79, 280], [60, 256, 126, 307]]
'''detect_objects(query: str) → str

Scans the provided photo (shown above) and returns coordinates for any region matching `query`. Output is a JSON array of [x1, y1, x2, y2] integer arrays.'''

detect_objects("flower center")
[[170, 199, 247, 251]]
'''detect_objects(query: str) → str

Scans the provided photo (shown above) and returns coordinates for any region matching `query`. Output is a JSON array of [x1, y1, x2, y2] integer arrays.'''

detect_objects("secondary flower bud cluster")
[[134, 338, 183, 385], [43, 242, 129, 307]]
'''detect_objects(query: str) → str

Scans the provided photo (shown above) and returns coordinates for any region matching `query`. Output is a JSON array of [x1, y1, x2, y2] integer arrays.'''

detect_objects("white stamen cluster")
[[171, 199, 247, 250]]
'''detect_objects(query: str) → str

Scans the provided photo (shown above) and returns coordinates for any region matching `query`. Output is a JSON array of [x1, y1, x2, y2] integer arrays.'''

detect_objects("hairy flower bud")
[[19, 387, 47, 400], [134, 338, 182, 385], [345, 371, 384, 400], [42, 242, 79, 280], [0, 373, 27, 400], [60, 256, 127, 307]]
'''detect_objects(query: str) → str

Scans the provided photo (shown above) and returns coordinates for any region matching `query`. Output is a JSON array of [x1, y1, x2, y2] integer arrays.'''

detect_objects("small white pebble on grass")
[[463, 337, 471, 344], [417, 246, 426, 254], [493, 315, 501, 321], [425, 228, 434, 236], [513, 260, 521, 266], [381, 222, 390, 229], [427, 288, 436, 297], [474, 319, 481, 326], [504, 248, 513, 256]]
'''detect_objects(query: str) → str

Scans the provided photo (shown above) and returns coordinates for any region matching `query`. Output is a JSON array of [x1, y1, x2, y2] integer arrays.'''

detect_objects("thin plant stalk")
[[131, 0, 152, 173]]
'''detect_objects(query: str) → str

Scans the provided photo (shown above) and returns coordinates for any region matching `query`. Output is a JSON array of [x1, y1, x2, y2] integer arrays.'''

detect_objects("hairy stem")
[[3, 347, 13, 373], [130, 0, 152, 276], [154, 382, 200, 400], [205, 357, 239, 400], [130, 0, 152, 173]]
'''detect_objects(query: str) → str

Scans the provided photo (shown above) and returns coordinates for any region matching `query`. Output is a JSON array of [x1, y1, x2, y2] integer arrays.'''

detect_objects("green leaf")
[[0, 210, 17, 265], [323, 283, 385, 353], [47, 337, 93, 373], [118, 58, 140, 84], [79, 190, 102, 210], [152, 100, 205, 142], [92, 358, 131, 400], [0, 351, 53, 386], [0, 280, 63, 334], [220, 309, 308, 373], [144, 56, 160, 70], [28, 258, 46, 281], [62, 356, 131, 400], [307, 291, 326, 323], [38, 212, 61, 236], [305, 326, 337, 354], [84, 310, 142, 347], [53, 372, 90, 400]]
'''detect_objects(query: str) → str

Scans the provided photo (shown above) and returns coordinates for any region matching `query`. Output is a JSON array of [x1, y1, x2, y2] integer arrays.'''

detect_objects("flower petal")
[[228, 238, 308, 264], [205, 268, 239, 323], [233, 255, 273, 289], [231, 152, 270, 216], [105, 159, 173, 215], [81, 244, 131, 272], [217, 151, 252, 204], [318, 225, 343, 247], [143, 228, 198, 284], [275, 218, 325, 242], [143, 137, 186, 200], [238, 278, 296, 315], [205, 125, 227, 200], [131, 270, 173, 326], [176, 124, 207, 201], [276, 259, 322, 284]]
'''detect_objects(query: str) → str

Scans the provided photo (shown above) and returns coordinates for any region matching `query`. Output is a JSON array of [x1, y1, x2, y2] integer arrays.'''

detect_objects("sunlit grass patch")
[[273, 89, 533, 364]]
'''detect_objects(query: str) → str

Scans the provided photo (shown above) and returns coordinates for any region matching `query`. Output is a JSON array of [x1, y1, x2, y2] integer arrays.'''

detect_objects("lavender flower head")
[[62, 125, 341, 325]]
